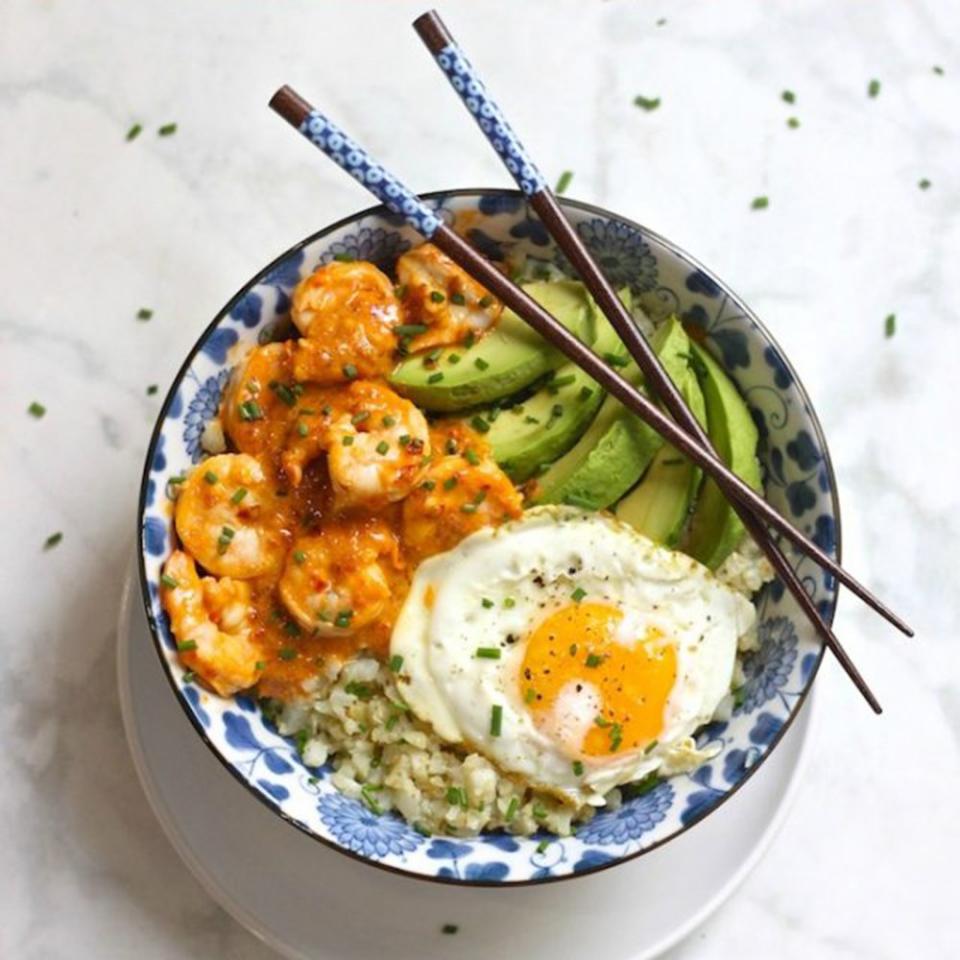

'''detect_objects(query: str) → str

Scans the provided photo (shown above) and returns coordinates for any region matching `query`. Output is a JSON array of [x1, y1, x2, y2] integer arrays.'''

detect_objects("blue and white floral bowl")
[[138, 191, 838, 885]]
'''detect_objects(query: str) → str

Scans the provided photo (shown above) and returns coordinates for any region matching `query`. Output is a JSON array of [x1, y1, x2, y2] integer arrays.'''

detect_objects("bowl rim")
[[136, 187, 841, 887]]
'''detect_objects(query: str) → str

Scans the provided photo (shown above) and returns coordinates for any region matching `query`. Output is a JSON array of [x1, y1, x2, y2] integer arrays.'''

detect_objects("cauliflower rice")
[[271, 538, 774, 838]]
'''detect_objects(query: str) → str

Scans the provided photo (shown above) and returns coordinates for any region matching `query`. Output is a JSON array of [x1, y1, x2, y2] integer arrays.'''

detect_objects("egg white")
[[390, 507, 755, 804]]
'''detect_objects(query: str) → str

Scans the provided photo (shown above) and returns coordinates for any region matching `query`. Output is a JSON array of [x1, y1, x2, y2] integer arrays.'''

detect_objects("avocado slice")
[[389, 281, 594, 412], [486, 296, 631, 482], [530, 315, 693, 511], [615, 318, 706, 547], [681, 342, 762, 569]]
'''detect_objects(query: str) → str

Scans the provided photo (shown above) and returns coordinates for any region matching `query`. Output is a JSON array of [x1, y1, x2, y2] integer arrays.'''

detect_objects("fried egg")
[[390, 507, 755, 804]]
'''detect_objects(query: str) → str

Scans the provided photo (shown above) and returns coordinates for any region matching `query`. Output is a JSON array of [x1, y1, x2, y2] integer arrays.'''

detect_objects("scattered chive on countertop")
[[868, 78, 881, 98], [126, 123, 142, 141], [136, 308, 153, 321], [441, 924, 459, 935], [751, 196, 769, 210], [885, 313, 896, 338], [555, 170, 574, 195], [781, 89, 796, 104], [918, 178, 931, 190], [43, 532, 63, 551], [633, 94, 661, 111], [158, 122, 178, 136], [787, 117, 800, 129], [27, 401, 46, 418]]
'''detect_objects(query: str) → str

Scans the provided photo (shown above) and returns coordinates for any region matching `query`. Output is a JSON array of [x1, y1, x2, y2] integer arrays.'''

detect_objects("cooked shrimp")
[[401, 432, 522, 562], [324, 380, 431, 509], [290, 260, 401, 383], [175, 453, 288, 578], [278, 385, 351, 486], [221, 342, 299, 457], [161, 550, 262, 696], [395, 243, 502, 352], [279, 519, 403, 633]]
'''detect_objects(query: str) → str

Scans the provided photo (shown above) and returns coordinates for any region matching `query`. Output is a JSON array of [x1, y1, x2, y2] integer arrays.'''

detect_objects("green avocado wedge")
[[388, 281, 594, 412], [530, 314, 693, 511], [681, 341, 762, 569], [485, 295, 631, 482], [614, 319, 707, 547]]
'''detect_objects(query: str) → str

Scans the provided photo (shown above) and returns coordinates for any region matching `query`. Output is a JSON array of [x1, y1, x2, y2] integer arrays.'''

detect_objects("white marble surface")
[[1, 0, 958, 956]]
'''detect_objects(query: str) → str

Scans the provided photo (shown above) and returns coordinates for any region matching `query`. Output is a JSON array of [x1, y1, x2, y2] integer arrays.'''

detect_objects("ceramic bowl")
[[138, 190, 838, 885]]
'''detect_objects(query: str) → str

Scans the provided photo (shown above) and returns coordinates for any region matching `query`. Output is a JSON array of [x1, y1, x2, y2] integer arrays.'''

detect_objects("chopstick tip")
[[412, 9, 450, 51], [269, 85, 310, 128]]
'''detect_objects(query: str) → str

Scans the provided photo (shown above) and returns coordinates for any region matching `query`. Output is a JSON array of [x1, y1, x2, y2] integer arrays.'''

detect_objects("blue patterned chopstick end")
[[435, 44, 546, 197], [299, 111, 442, 237]]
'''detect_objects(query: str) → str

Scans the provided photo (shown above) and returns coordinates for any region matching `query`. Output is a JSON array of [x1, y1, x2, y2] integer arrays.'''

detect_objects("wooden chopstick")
[[269, 86, 908, 710], [411, 11, 891, 712]]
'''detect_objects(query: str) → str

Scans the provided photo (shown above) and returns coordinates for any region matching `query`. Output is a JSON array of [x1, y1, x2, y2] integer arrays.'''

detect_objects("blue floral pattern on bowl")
[[138, 191, 838, 885]]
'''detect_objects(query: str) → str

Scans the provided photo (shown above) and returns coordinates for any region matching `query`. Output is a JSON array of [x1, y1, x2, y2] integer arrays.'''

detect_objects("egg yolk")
[[519, 602, 677, 758]]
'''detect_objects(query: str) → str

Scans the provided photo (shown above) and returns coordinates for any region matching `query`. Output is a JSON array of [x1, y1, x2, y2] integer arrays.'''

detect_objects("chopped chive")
[[787, 116, 800, 129], [781, 89, 796, 104], [333, 251, 356, 262], [464, 448, 480, 465], [350, 410, 370, 425], [555, 170, 574, 195], [448, 352, 461, 364], [279, 647, 297, 661], [446, 786, 467, 808], [321, 404, 332, 416], [578, 387, 594, 404], [524, 415, 540, 424], [443, 476, 458, 490], [594, 715, 611, 728], [344, 680, 372, 699], [394, 323, 427, 336], [603, 352, 630, 367], [376, 440, 390, 455], [644, 739, 659, 754], [490, 704, 503, 736], [474, 356, 490, 371], [563, 493, 595, 509], [293, 550, 306, 565], [475, 647, 502, 660], [503, 597, 516, 609], [238, 400, 263, 421], [381, 415, 396, 428], [158, 122, 177, 136], [918, 178, 931, 190], [389, 654, 404, 673], [884, 313, 896, 338], [203, 470, 218, 485], [933, 65, 944, 76], [335, 610, 354, 629], [230, 487, 248, 504], [146, 384, 158, 396], [126, 123, 142, 141], [481, 598, 494, 609], [161, 573, 179, 589], [751, 196, 769, 210], [470, 415, 490, 434], [177, 640, 197, 652], [656, 17, 667, 25], [400, 434, 414, 448], [532, 801, 547, 821], [136, 307, 153, 321], [571, 586, 587, 603], [427, 371, 444, 384], [550, 374, 576, 390], [429, 290, 446, 303], [394, 284, 408, 299], [572, 760, 584, 776], [505, 797, 519, 820], [478, 295, 494, 309], [633, 94, 661, 111], [361, 784, 382, 814], [342, 434, 354, 446], [27, 401, 46, 418], [610, 723, 623, 752], [182, 670, 196, 683], [342, 363, 358, 380], [450, 292, 466, 306], [420, 479, 436, 491], [585, 653, 603, 668], [569, 643, 578, 656], [536, 838, 550, 854], [525, 687, 536, 703], [441, 924, 459, 935], [867, 78, 881, 98], [297, 421, 309, 437], [270, 382, 298, 406], [426, 347, 443, 364]]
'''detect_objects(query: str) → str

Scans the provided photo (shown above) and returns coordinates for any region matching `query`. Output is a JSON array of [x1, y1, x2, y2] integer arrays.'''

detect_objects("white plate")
[[117, 566, 816, 960]]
